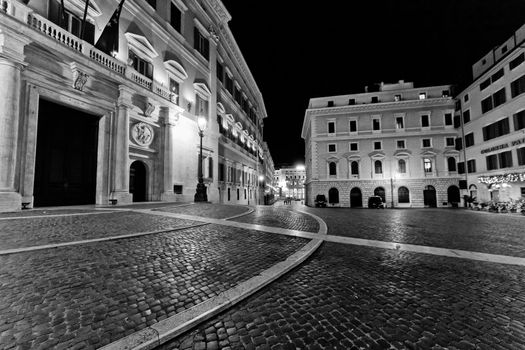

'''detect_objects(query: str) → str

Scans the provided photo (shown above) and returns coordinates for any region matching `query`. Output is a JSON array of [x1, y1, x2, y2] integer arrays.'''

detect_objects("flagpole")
[[80, 0, 90, 40]]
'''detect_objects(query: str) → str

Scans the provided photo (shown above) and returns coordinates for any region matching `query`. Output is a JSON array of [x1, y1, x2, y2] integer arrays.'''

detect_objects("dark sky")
[[220, 0, 525, 167]]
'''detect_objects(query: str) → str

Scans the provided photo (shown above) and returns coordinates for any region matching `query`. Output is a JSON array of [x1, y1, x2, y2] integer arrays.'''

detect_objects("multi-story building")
[[455, 24, 525, 203], [273, 165, 306, 199], [302, 81, 462, 208], [0, 0, 268, 212]]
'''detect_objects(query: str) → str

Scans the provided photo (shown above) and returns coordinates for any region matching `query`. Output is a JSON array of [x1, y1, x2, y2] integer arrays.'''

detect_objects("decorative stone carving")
[[131, 122, 154, 147], [208, 25, 220, 43], [72, 70, 89, 91], [144, 102, 155, 117]]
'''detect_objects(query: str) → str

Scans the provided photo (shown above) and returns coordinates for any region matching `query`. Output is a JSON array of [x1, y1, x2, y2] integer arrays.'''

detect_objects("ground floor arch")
[[130, 160, 147, 202], [350, 187, 362, 207], [423, 185, 437, 207], [374, 186, 386, 203], [328, 187, 339, 204], [448, 185, 460, 206]]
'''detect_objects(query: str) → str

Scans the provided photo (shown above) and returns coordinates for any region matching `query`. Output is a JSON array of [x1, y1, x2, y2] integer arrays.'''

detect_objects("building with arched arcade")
[[0, 0, 270, 212], [301, 81, 462, 208]]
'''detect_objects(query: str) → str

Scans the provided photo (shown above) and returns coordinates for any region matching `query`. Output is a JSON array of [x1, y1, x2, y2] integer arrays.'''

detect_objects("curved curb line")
[[100, 213, 328, 350], [223, 207, 255, 220]]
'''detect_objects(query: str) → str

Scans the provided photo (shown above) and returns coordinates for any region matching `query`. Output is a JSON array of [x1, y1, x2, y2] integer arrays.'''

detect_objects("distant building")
[[455, 24, 525, 203], [302, 81, 461, 208], [273, 165, 306, 200], [0, 0, 270, 212]]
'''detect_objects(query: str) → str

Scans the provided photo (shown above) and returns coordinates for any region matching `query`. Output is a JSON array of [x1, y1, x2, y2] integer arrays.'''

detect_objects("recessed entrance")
[[350, 187, 362, 207], [423, 185, 437, 207], [130, 161, 147, 202], [34, 99, 100, 207]]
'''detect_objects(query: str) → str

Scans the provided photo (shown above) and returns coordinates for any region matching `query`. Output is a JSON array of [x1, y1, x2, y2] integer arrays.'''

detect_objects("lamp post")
[[194, 115, 208, 202]]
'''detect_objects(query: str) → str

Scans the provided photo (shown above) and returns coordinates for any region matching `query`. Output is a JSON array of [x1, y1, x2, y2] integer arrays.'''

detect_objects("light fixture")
[[197, 115, 207, 132]]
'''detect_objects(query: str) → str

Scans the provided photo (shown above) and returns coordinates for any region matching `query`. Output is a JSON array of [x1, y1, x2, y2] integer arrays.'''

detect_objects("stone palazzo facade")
[[0, 0, 271, 212], [302, 81, 462, 208]]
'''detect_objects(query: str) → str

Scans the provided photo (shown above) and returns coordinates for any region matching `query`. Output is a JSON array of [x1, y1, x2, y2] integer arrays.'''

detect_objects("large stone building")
[[302, 81, 462, 208], [454, 24, 525, 204], [273, 165, 306, 199], [0, 0, 270, 212]]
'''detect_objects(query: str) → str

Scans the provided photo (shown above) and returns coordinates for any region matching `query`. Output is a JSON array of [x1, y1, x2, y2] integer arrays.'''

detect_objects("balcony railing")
[[0, 0, 173, 103]]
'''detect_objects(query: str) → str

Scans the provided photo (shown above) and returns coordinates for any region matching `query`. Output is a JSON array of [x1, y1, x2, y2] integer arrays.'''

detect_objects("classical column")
[[0, 31, 28, 212], [161, 106, 179, 201], [110, 85, 133, 204]]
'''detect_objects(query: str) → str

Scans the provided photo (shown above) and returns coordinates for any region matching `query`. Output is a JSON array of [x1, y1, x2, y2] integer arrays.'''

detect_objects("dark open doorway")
[[130, 161, 147, 202], [34, 99, 100, 207], [350, 187, 362, 207], [423, 185, 437, 207]]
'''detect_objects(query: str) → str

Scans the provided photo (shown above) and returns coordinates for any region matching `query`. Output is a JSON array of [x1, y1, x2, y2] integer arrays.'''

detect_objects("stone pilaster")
[[0, 31, 28, 212], [110, 85, 133, 204], [160, 107, 180, 201]]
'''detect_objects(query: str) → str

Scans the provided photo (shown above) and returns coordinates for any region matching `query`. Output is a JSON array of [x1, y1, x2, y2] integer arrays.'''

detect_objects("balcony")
[[1, 0, 175, 103]]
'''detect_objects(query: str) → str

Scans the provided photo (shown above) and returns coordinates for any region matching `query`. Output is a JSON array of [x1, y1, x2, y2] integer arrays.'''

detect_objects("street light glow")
[[197, 116, 207, 132]]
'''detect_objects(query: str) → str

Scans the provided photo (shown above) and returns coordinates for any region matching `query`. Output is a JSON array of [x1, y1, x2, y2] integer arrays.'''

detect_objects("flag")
[[95, 0, 126, 55]]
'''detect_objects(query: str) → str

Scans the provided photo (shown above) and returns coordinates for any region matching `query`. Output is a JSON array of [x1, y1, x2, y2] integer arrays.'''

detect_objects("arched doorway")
[[398, 186, 410, 203], [374, 187, 386, 203], [448, 185, 460, 206], [328, 187, 339, 204], [423, 185, 437, 207], [350, 187, 362, 207], [130, 161, 147, 202]]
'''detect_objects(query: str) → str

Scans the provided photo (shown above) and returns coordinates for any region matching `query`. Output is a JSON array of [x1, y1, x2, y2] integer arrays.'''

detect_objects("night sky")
[[220, 0, 525, 167]]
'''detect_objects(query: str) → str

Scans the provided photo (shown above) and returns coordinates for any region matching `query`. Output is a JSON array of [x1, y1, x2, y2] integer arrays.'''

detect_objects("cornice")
[[306, 98, 455, 117], [204, 0, 232, 24]]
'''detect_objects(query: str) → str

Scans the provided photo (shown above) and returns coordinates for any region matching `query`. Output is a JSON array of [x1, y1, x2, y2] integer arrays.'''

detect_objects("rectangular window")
[[234, 86, 242, 105], [349, 120, 357, 132], [511, 75, 525, 98], [510, 52, 525, 70], [444, 113, 453, 126], [453, 115, 461, 128], [522, 187, 525, 198], [442, 90, 450, 97], [372, 118, 381, 131], [348, 98, 356, 105], [371, 96, 379, 103], [486, 154, 499, 170], [169, 78, 179, 104], [219, 163, 225, 181], [394, 94, 401, 101], [446, 137, 455, 147], [493, 88, 506, 108], [458, 162, 465, 174], [422, 138, 431, 148], [129, 51, 153, 79], [225, 74, 233, 94], [518, 147, 525, 166], [482, 118, 510, 141], [514, 110, 525, 131], [395, 116, 404, 129], [421, 114, 430, 128], [350, 142, 358, 151], [464, 94, 469, 102], [327, 101, 334, 107], [481, 96, 493, 113], [455, 137, 463, 151], [499, 151, 513, 168], [491, 68, 504, 82], [194, 27, 209, 60], [328, 144, 336, 153], [396, 140, 406, 149], [170, 2, 182, 32], [374, 141, 382, 150], [216, 61, 224, 83], [173, 185, 183, 194], [480, 78, 491, 91], [467, 159, 477, 173], [419, 92, 427, 100], [465, 133, 474, 147], [328, 121, 335, 134], [463, 110, 471, 124]]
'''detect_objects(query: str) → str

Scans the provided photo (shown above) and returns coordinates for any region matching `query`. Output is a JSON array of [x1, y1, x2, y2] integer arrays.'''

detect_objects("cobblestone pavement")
[[161, 242, 525, 350], [0, 209, 102, 218], [301, 207, 525, 258], [231, 206, 320, 233], [156, 203, 250, 219], [0, 211, 201, 250], [102, 202, 187, 210], [0, 224, 309, 350]]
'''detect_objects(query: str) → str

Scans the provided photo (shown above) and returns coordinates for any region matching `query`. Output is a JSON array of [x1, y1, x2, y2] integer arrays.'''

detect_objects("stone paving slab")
[[155, 203, 250, 219], [231, 206, 320, 233], [0, 211, 201, 250], [0, 224, 309, 350], [304, 207, 525, 258], [161, 242, 525, 350]]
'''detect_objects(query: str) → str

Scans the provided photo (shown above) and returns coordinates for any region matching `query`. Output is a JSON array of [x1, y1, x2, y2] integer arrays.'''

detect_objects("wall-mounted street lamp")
[[194, 115, 208, 202]]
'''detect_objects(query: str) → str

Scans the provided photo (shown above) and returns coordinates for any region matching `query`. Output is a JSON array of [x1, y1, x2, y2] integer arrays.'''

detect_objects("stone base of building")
[[110, 191, 133, 206], [305, 177, 462, 208], [0, 191, 22, 213]]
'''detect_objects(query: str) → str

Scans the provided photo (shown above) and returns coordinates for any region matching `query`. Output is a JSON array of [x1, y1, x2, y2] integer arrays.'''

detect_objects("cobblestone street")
[[1, 203, 524, 350]]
